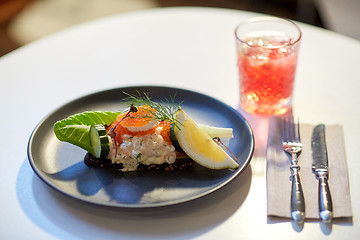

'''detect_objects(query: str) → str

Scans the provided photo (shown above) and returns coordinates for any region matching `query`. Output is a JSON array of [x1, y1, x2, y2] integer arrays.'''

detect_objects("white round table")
[[1, 7, 359, 239]]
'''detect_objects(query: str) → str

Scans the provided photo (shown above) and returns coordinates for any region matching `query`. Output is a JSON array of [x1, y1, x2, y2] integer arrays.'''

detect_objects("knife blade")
[[311, 124, 333, 223]]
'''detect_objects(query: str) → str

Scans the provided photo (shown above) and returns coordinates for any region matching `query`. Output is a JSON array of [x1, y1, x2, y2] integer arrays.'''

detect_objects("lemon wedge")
[[174, 108, 239, 169]]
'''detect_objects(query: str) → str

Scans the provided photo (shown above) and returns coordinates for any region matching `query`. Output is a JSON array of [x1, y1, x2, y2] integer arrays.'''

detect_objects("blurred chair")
[[7, 0, 159, 47], [316, 0, 360, 40], [0, 0, 33, 55]]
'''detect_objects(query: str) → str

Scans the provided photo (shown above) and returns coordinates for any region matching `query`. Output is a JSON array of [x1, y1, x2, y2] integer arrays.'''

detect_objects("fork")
[[282, 116, 305, 223]]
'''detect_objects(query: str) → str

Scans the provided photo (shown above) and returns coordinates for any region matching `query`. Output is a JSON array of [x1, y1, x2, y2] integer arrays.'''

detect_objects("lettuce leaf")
[[53, 111, 120, 155]]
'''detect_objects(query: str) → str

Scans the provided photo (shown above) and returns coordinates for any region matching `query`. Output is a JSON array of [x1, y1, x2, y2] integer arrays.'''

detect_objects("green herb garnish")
[[123, 91, 183, 128]]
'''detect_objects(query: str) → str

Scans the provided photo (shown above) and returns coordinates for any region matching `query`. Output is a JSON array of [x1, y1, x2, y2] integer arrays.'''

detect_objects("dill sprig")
[[122, 91, 183, 128]]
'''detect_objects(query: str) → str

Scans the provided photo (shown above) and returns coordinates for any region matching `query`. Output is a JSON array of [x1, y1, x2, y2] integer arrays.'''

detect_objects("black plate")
[[27, 86, 254, 208]]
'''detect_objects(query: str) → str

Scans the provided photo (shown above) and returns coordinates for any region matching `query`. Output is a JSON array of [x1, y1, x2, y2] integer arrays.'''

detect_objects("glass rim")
[[234, 17, 302, 49]]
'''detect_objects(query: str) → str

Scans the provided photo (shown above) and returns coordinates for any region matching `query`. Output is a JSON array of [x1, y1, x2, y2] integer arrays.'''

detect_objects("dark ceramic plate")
[[27, 86, 254, 208]]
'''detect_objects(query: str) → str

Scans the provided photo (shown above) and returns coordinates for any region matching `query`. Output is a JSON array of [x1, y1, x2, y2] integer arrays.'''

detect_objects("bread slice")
[[84, 153, 194, 171]]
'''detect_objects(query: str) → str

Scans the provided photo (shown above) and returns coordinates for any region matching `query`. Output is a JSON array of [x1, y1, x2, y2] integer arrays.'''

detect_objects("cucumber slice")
[[90, 124, 110, 158], [170, 123, 184, 152]]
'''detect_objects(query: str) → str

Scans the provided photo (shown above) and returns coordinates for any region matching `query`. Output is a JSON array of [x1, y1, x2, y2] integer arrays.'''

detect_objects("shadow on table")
[[268, 215, 353, 234], [42, 160, 244, 207], [17, 159, 252, 239], [237, 104, 272, 179]]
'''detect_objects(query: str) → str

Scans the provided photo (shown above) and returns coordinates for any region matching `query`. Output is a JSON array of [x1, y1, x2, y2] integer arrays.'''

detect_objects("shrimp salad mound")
[[106, 105, 177, 171]]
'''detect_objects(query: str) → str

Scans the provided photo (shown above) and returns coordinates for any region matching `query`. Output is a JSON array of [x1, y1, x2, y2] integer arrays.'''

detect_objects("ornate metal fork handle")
[[289, 149, 305, 223], [282, 117, 305, 223]]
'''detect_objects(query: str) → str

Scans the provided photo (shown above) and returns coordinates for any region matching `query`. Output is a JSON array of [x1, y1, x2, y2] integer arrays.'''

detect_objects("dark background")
[[0, 0, 325, 56]]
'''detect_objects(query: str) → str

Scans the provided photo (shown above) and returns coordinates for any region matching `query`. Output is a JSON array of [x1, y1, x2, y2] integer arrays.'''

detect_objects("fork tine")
[[290, 116, 295, 143], [283, 117, 289, 142], [282, 116, 299, 143], [283, 116, 301, 143], [296, 117, 301, 143], [282, 118, 286, 141], [287, 117, 291, 141]]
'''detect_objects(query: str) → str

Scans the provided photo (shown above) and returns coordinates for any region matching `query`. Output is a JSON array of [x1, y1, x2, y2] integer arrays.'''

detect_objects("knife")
[[311, 124, 333, 223]]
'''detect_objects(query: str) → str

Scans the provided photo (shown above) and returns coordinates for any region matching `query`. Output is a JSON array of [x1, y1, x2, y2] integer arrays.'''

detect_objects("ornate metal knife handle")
[[317, 170, 333, 223]]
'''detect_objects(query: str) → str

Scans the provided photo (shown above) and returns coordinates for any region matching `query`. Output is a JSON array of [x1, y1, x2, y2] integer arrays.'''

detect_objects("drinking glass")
[[235, 17, 302, 115]]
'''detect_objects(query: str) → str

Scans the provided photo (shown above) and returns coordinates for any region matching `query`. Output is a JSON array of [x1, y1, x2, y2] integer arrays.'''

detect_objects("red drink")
[[237, 36, 300, 115], [235, 18, 302, 115]]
